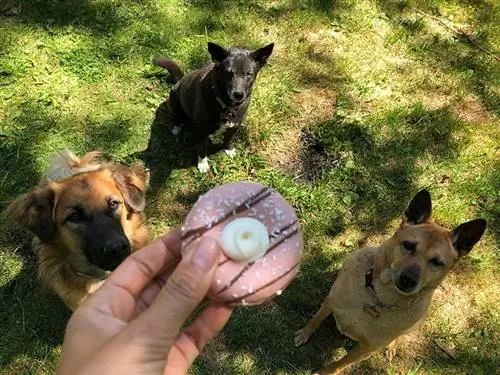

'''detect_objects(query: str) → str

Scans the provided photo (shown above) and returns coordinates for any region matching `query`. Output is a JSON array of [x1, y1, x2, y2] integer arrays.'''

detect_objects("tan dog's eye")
[[109, 200, 121, 210], [429, 257, 444, 267], [402, 240, 417, 254]]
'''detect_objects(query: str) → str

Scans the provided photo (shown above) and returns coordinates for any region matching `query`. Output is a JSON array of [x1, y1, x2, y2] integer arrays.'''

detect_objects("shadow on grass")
[[297, 104, 463, 231], [0, 245, 69, 370], [2, 0, 126, 34], [377, 0, 500, 114]]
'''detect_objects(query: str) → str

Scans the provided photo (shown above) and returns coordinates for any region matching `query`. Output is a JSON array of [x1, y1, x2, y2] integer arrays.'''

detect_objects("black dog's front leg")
[[197, 137, 210, 173], [222, 126, 239, 158]]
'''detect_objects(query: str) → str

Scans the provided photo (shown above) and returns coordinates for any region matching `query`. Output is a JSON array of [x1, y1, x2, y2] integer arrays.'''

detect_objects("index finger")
[[84, 229, 182, 319]]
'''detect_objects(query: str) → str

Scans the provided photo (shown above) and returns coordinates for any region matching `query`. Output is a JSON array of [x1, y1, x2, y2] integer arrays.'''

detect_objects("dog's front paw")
[[197, 157, 210, 173], [171, 125, 181, 136], [294, 328, 311, 347], [224, 148, 237, 158]]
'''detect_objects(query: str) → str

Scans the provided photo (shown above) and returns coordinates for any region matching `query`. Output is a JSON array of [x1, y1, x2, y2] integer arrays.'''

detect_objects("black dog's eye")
[[67, 209, 84, 223], [429, 257, 444, 267], [109, 200, 121, 210], [245, 72, 253, 78], [402, 240, 417, 254]]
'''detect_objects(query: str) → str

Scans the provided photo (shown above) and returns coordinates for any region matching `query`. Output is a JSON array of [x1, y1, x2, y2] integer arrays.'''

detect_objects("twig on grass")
[[415, 8, 500, 62]]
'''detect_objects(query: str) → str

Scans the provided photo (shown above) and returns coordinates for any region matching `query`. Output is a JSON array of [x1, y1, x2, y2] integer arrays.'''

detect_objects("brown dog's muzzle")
[[84, 213, 131, 271]]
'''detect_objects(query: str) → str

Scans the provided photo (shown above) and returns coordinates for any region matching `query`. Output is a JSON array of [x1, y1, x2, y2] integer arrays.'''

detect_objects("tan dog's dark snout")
[[392, 264, 421, 295]]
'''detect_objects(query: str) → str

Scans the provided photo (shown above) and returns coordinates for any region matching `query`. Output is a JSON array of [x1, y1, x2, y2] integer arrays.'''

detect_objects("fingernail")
[[190, 237, 219, 271]]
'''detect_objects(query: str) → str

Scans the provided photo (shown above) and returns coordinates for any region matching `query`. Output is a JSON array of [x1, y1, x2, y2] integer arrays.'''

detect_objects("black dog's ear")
[[208, 42, 228, 63], [6, 186, 56, 242], [451, 219, 486, 257], [403, 189, 432, 225], [251, 43, 274, 66], [113, 163, 148, 213]]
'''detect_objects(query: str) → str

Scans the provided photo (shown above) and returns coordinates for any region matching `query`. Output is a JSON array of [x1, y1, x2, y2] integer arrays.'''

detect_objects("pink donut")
[[181, 181, 303, 305]]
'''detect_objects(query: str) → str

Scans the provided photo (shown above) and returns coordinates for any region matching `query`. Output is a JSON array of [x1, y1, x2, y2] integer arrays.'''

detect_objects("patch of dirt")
[[452, 95, 495, 124], [262, 87, 336, 179]]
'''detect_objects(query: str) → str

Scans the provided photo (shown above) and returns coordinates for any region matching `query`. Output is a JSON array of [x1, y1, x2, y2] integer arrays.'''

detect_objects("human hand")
[[57, 229, 233, 374]]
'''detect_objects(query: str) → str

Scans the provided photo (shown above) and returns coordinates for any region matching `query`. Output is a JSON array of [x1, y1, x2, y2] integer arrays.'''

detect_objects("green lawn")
[[1, 0, 498, 374]]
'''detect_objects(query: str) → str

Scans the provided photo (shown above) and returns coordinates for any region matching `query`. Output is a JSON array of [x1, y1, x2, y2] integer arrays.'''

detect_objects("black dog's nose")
[[232, 91, 244, 100]]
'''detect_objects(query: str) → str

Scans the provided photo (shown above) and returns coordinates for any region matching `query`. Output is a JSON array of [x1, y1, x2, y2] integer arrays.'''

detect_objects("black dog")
[[154, 42, 274, 173]]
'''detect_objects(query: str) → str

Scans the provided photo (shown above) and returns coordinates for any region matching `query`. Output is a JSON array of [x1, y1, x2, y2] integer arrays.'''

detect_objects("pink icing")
[[181, 181, 303, 305]]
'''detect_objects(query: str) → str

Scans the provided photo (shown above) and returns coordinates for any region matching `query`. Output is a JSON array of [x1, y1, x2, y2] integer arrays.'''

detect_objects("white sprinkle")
[[245, 202, 250, 209], [272, 255, 277, 261], [255, 271, 261, 278], [181, 226, 185, 231], [276, 290, 282, 296], [216, 279, 221, 285], [248, 285, 253, 293], [295, 242, 299, 247], [232, 209, 236, 216], [232, 293, 238, 298], [259, 214, 265, 219], [241, 299, 249, 306], [241, 285, 248, 290]]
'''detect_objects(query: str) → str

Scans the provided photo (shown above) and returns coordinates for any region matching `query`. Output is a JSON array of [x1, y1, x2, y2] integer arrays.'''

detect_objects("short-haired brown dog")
[[6, 150, 149, 311], [294, 190, 486, 374]]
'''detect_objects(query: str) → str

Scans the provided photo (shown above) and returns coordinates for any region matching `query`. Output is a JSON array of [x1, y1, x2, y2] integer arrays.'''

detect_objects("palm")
[[58, 231, 233, 375]]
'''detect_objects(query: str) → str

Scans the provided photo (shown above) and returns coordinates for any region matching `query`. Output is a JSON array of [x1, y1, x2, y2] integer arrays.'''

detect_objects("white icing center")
[[221, 217, 270, 262]]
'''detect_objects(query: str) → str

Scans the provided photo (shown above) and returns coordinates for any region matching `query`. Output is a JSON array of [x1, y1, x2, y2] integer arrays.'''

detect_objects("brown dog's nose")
[[103, 238, 130, 257]]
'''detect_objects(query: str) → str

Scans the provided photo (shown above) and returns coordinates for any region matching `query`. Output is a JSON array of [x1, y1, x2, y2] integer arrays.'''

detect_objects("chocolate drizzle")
[[222, 260, 301, 304], [215, 220, 299, 295], [181, 187, 271, 247]]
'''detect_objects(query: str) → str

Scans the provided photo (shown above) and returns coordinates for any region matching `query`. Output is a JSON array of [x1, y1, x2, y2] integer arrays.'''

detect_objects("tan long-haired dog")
[[6, 150, 150, 311], [294, 190, 486, 374]]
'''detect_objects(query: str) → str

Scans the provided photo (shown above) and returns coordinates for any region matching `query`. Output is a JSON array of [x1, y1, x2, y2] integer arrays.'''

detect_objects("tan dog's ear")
[[451, 219, 487, 257], [5, 186, 56, 242], [402, 189, 432, 225], [113, 163, 148, 212]]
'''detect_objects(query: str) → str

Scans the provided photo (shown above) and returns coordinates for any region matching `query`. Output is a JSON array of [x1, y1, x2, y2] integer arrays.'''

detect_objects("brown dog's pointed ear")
[[451, 219, 487, 257], [208, 42, 228, 63], [403, 189, 432, 225], [113, 163, 148, 213], [6, 186, 56, 242], [250, 43, 274, 66]]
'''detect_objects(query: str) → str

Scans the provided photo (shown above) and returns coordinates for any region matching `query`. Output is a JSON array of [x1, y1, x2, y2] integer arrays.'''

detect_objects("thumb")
[[122, 237, 220, 358]]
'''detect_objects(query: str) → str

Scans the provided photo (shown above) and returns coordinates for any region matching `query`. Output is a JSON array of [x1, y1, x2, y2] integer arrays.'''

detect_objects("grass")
[[0, 0, 499, 373]]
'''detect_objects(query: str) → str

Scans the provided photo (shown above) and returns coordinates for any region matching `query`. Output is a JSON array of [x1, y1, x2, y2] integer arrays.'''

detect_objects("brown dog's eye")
[[67, 209, 84, 223], [109, 200, 121, 210], [402, 240, 417, 254], [429, 257, 444, 267]]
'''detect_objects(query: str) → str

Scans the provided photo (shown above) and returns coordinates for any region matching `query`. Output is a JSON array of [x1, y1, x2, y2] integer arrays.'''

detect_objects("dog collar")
[[215, 95, 227, 109], [364, 266, 388, 318]]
